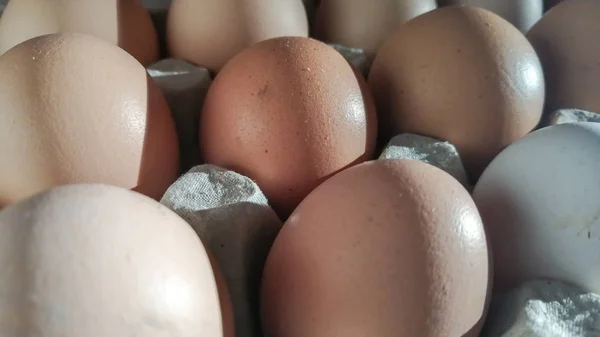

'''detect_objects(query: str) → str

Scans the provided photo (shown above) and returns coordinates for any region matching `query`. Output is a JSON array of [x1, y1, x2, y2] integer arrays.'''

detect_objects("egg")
[[473, 122, 600, 294], [439, 0, 543, 32], [260, 159, 490, 337], [527, 0, 600, 114], [313, 0, 437, 57], [368, 6, 545, 181], [0, 0, 158, 66], [166, 0, 309, 73], [0, 33, 179, 207], [0, 184, 233, 336], [200, 36, 377, 219]]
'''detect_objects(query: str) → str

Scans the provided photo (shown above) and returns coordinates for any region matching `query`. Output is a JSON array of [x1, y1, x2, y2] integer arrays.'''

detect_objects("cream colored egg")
[[0, 0, 158, 65], [166, 0, 309, 72], [314, 0, 437, 57], [0, 33, 179, 207], [0, 184, 233, 337]]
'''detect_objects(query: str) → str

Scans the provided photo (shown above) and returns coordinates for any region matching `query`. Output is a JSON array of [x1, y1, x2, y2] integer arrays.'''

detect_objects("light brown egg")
[[200, 36, 377, 219], [368, 6, 545, 181], [527, 0, 600, 114], [0, 33, 179, 207], [0, 184, 233, 337], [260, 159, 490, 337], [439, 0, 543, 32], [314, 0, 437, 57], [0, 0, 158, 66], [167, 0, 309, 73]]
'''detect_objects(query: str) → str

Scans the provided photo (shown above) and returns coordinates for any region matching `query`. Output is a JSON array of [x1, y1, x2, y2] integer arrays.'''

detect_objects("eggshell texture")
[[527, 0, 600, 114], [0, 0, 158, 66], [0, 33, 179, 207], [0, 184, 232, 337], [368, 6, 545, 181], [261, 159, 490, 337], [200, 36, 377, 218], [313, 0, 437, 57], [473, 122, 600, 294], [166, 0, 309, 73], [439, 0, 543, 32]]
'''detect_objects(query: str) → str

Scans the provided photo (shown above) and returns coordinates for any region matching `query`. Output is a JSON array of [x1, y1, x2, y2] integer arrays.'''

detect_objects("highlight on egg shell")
[[166, 0, 309, 73], [0, 0, 159, 66], [0, 183, 233, 337], [0, 33, 179, 207], [261, 159, 491, 337], [199, 36, 377, 219], [473, 122, 600, 294], [368, 5, 545, 182]]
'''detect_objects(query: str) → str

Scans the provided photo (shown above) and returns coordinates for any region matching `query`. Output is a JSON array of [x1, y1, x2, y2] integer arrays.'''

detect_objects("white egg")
[[473, 122, 600, 294]]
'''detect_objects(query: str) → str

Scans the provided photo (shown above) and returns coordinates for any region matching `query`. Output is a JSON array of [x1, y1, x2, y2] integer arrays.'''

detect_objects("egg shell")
[[0, 0, 158, 66], [473, 122, 600, 294], [527, 0, 600, 114], [166, 0, 309, 73], [313, 0, 437, 57], [0, 33, 179, 206], [200, 36, 377, 219], [368, 6, 545, 181], [439, 0, 543, 32], [260, 159, 490, 337], [0, 184, 232, 337]]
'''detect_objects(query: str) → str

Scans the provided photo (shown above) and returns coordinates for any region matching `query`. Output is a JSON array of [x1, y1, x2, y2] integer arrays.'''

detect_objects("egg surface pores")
[[0, 184, 232, 337], [0, 0, 158, 66], [200, 37, 377, 218], [473, 122, 600, 294], [261, 159, 490, 337], [314, 0, 437, 57], [0, 34, 179, 206], [167, 0, 309, 72], [368, 6, 545, 180], [527, 0, 600, 114]]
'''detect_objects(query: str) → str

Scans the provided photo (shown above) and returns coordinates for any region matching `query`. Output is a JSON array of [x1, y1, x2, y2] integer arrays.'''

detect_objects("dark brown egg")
[[368, 6, 545, 181], [200, 36, 377, 219], [528, 0, 600, 114], [261, 159, 490, 336]]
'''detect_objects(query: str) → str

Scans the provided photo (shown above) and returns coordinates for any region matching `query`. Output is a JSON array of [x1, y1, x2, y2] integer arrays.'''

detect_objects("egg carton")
[[2, 1, 600, 336]]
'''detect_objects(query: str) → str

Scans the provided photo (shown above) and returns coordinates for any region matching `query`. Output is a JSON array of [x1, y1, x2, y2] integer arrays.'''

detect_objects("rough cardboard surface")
[[548, 109, 600, 126], [379, 133, 470, 188], [161, 164, 283, 337], [148, 58, 212, 172], [482, 280, 600, 337]]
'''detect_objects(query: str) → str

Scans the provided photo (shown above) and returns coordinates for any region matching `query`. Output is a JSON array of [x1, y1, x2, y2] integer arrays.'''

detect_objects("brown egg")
[[527, 0, 600, 114], [0, 184, 232, 336], [314, 0, 437, 57], [0, 33, 179, 207], [439, 0, 543, 32], [260, 159, 490, 337], [368, 6, 545, 181], [0, 0, 158, 66], [200, 36, 377, 219], [167, 0, 309, 73]]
